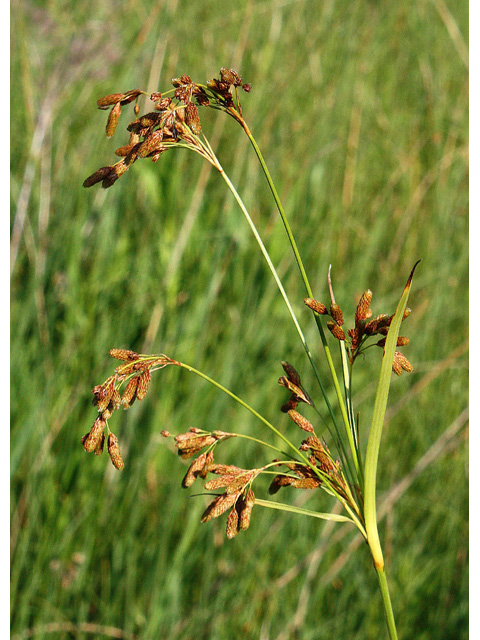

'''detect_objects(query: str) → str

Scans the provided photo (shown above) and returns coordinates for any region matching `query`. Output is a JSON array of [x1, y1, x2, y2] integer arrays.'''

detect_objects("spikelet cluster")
[[82, 349, 176, 469], [304, 290, 413, 375], [278, 361, 313, 413], [83, 68, 251, 189]]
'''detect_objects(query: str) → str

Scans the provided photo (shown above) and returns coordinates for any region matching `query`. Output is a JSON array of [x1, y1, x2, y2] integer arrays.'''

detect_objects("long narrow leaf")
[[254, 498, 354, 523], [364, 262, 420, 568]]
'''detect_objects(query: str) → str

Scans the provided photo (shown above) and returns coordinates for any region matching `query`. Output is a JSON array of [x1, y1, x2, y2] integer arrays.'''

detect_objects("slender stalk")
[[177, 361, 315, 470], [214, 161, 355, 479], [241, 126, 358, 472], [376, 567, 398, 640]]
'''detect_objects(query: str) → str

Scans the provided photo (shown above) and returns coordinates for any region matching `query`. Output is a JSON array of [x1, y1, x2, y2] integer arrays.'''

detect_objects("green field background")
[[11, 1, 468, 638]]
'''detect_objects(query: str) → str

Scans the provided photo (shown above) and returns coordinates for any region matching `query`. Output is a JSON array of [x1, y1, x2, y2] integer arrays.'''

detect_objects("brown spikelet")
[[185, 102, 201, 134], [304, 298, 327, 314], [278, 377, 313, 406], [238, 489, 255, 531], [287, 410, 314, 433], [289, 477, 322, 490], [94, 432, 105, 456], [95, 378, 115, 412], [110, 349, 140, 361], [101, 161, 129, 188], [97, 93, 125, 109], [226, 507, 239, 539], [281, 361, 302, 386], [161, 430, 171, 438], [175, 435, 217, 459], [182, 452, 207, 488], [364, 314, 391, 335], [376, 336, 410, 348], [106, 102, 121, 138], [269, 474, 296, 494], [136, 369, 151, 400], [114, 143, 137, 157], [204, 476, 238, 491], [208, 464, 244, 476], [108, 433, 124, 470], [355, 290, 373, 324], [121, 376, 138, 408], [201, 492, 238, 523], [83, 166, 113, 188], [327, 321, 346, 341], [330, 303, 344, 326], [392, 351, 414, 375], [137, 131, 165, 158], [83, 416, 106, 453], [111, 389, 122, 410]]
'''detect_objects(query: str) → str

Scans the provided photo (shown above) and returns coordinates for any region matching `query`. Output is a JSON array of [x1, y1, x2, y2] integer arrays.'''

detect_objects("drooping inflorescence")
[[83, 68, 251, 189], [82, 350, 176, 470]]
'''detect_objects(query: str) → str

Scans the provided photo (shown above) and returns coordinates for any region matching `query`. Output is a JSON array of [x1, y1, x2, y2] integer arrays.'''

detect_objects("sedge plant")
[[82, 68, 420, 639]]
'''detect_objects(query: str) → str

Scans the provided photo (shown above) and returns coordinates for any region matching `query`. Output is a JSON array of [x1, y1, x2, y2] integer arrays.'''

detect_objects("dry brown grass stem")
[[11, 621, 137, 640]]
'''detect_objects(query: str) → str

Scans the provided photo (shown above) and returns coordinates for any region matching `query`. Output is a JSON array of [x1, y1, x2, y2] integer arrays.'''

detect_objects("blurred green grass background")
[[11, 1, 468, 638]]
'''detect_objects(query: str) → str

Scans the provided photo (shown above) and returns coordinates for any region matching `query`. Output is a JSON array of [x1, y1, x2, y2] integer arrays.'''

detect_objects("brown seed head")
[[136, 369, 151, 400], [121, 376, 138, 408], [108, 433, 124, 470], [304, 298, 327, 314], [238, 489, 255, 531], [185, 102, 201, 134], [364, 314, 391, 335], [226, 507, 239, 539], [330, 303, 344, 326], [137, 130, 164, 158], [182, 452, 207, 488], [97, 94, 125, 109], [106, 102, 121, 138], [392, 351, 414, 375], [94, 378, 115, 412], [327, 321, 345, 341], [83, 166, 113, 188], [201, 492, 238, 523], [287, 410, 314, 433], [83, 416, 106, 453], [355, 290, 373, 324], [110, 349, 140, 361], [281, 361, 302, 386]]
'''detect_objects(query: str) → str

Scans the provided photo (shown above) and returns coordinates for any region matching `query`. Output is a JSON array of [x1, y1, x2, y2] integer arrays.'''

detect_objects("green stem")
[[376, 566, 398, 640], [215, 161, 356, 486], [176, 361, 312, 468], [242, 126, 357, 473]]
